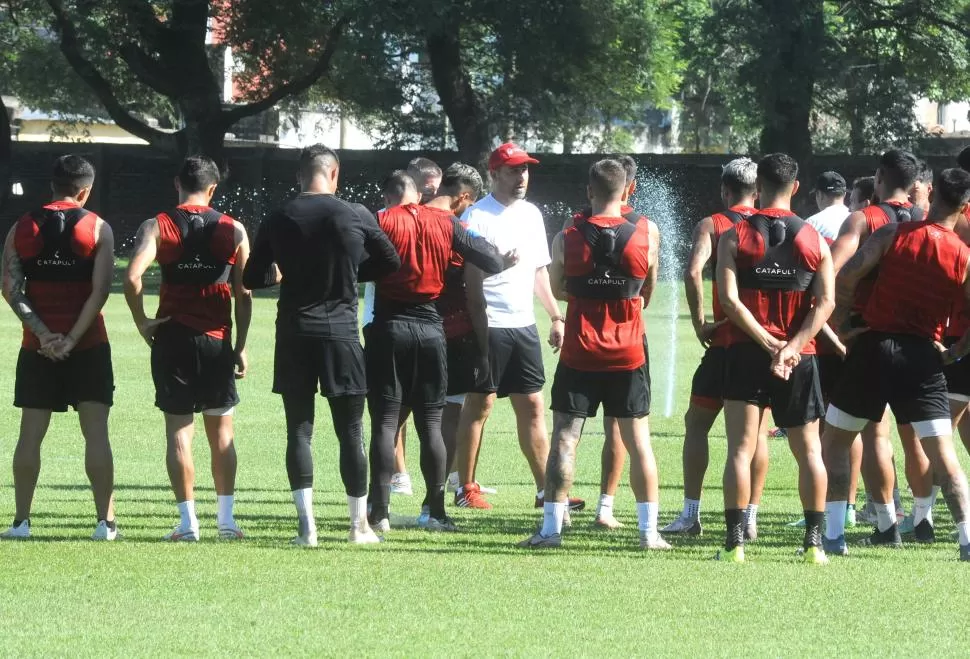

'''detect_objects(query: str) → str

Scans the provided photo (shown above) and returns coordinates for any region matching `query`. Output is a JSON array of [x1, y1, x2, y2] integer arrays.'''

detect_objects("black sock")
[[804, 511, 824, 549], [724, 508, 744, 550], [13, 518, 26, 527], [100, 519, 117, 531]]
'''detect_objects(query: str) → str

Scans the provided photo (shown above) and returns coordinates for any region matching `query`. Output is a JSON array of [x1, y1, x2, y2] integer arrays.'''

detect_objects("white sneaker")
[[371, 518, 391, 534], [91, 520, 117, 541], [218, 524, 244, 540], [640, 533, 673, 550], [163, 524, 199, 542], [349, 525, 383, 544], [390, 473, 413, 496], [291, 530, 318, 547], [661, 515, 702, 536], [478, 482, 498, 495], [419, 516, 459, 532], [0, 520, 30, 539]]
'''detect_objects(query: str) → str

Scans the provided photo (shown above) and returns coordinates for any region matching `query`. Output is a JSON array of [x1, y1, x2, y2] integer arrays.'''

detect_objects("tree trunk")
[[562, 127, 575, 154], [0, 102, 11, 212], [754, 0, 823, 166], [426, 29, 491, 171]]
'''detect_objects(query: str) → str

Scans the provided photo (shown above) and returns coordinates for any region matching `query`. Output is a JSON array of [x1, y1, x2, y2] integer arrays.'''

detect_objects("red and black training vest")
[[865, 221, 969, 342], [853, 201, 924, 314], [156, 205, 237, 339], [561, 215, 651, 371], [947, 208, 970, 339], [729, 208, 822, 354], [709, 205, 756, 347], [14, 201, 107, 351]]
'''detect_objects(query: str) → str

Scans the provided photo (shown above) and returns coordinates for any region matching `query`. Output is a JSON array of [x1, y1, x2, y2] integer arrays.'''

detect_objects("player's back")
[[376, 204, 456, 308]]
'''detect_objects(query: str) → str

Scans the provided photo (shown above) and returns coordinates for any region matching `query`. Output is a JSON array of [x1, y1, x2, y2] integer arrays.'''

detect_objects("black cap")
[[813, 171, 847, 195]]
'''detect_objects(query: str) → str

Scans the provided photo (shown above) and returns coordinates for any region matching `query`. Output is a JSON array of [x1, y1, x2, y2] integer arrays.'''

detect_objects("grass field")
[[2, 282, 970, 657]]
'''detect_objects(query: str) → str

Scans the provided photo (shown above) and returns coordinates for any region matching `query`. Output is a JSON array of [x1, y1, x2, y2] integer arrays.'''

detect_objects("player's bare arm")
[[123, 218, 168, 346], [1, 225, 57, 345], [716, 227, 783, 354], [943, 253, 970, 364], [829, 210, 869, 273], [231, 221, 253, 378], [536, 265, 564, 352], [641, 219, 660, 308], [53, 219, 114, 359], [684, 216, 719, 345], [830, 222, 898, 331], [549, 232, 566, 301]]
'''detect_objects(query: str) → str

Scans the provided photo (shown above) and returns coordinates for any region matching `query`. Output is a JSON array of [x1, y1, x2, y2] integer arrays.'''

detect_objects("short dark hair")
[[878, 149, 919, 192], [932, 168, 970, 210], [852, 176, 875, 202], [51, 154, 95, 197], [299, 144, 339, 180], [588, 159, 627, 200], [915, 159, 933, 184], [756, 153, 798, 193], [177, 155, 221, 194], [611, 154, 637, 185], [959, 146, 970, 172], [438, 162, 483, 199], [381, 169, 417, 204], [406, 157, 442, 183]]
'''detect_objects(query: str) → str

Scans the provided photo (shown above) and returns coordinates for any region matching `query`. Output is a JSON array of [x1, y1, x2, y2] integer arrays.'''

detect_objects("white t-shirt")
[[461, 194, 551, 329], [805, 203, 850, 242]]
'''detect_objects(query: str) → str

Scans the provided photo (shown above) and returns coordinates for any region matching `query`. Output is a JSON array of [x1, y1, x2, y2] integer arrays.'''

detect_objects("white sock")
[[875, 502, 896, 532], [541, 501, 566, 537], [536, 489, 545, 501], [597, 494, 614, 518], [347, 495, 367, 531], [292, 488, 314, 526], [744, 504, 759, 527], [177, 500, 197, 529], [684, 498, 700, 520], [825, 501, 848, 540], [958, 521, 970, 545], [216, 495, 234, 528], [912, 496, 934, 526], [930, 485, 941, 505], [637, 501, 658, 538]]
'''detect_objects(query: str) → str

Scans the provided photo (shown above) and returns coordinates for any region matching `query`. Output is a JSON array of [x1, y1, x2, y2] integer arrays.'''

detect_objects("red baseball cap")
[[488, 142, 539, 171]]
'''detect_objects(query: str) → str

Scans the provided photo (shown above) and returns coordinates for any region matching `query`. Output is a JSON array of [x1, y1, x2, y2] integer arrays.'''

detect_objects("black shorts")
[[472, 325, 545, 398], [273, 333, 366, 398], [15, 343, 114, 412], [829, 331, 950, 429], [364, 320, 447, 407], [690, 346, 726, 410], [943, 337, 970, 400], [551, 362, 650, 418], [446, 332, 480, 397], [722, 342, 823, 428], [816, 353, 844, 401], [151, 322, 239, 415]]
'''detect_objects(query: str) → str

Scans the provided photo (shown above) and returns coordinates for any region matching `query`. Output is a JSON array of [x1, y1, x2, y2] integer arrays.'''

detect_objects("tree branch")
[[120, 0, 168, 46], [117, 42, 180, 97], [46, 0, 176, 151], [221, 16, 349, 125]]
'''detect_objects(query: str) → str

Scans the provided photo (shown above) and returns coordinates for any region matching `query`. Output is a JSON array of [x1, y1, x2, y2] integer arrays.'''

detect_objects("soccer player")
[[124, 155, 251, 541], [805, 171, 849, 241], [454, 143, 583, 512], [822, 167, 970, 561], [910, 160, 933, 212], [716, 153, 834, 564], [518, 159, 664, 549], [848, 176, 875, 212], [366, 171, 511, 532], [664, 157, 767, 538], [0, 155, 117, 540], [242, 145, 401, 546]]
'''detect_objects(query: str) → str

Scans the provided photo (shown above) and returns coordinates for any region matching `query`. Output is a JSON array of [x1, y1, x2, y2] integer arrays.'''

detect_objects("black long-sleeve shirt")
[[243, 193, 400, 338]]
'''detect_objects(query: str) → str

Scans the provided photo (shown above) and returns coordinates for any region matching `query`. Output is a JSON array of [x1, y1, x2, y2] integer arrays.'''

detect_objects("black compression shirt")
[[243, 192, 400, 338]]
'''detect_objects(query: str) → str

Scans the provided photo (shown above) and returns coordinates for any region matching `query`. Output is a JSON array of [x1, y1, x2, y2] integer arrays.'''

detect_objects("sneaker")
[[371, 518, 391, 534], [455, 483, 492, 510], [291, 530, 318, 547], [163, 525, 199, 542], [91, 520, 118, 541], [349, 525, 382, 544], [420, 516, 459, 532], [0, 520, 30, 540], [845, 505, 857, 528], [217, 524, 244, 540], [913, 519, 935, 544], [661, 515, 702, 536], [786, 518, 806, 528], [768, 427, 787, 439], [390, 473, 413, 496], [535, 495, 585, 512], [899, 513, 915, 535], [744, 523, 758, 542], [479, 484, 499, 495], [594, 514, 623, 530], [417, 505, 431, 526], [961, 544, 970, 562], [860, 524, 902, 548], [822, 534, 848, 556], [801, 546, 829, 565], [715, 546, 745, 562], [517, 532, 562, 549], [640, 533, 672, 550]]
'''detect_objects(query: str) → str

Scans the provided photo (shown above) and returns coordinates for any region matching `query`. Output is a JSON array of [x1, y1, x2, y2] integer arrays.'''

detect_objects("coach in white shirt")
[[453, 143, 577, 511], [805, 171, 849, 241]]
